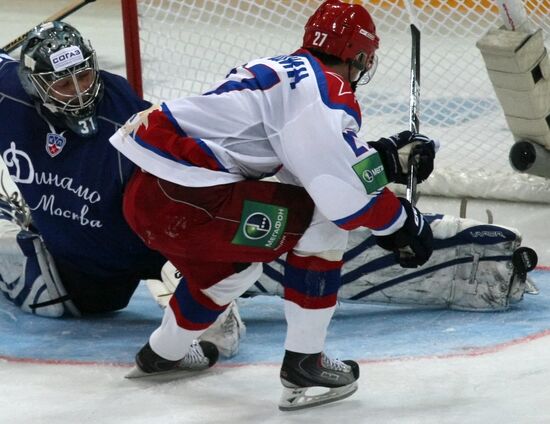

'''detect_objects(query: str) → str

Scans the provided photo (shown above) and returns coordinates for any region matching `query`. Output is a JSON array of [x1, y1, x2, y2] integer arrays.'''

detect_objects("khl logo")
[[244, 213, 271, 239], [46, 133, 67, 157]]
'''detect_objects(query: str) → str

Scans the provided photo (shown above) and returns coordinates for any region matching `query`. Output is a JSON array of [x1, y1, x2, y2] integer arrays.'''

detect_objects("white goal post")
[[121, 0, 550, 202]]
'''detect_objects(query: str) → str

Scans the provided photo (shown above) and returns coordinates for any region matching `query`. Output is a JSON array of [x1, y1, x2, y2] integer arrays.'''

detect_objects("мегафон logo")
[[244, 213, 271, 239]]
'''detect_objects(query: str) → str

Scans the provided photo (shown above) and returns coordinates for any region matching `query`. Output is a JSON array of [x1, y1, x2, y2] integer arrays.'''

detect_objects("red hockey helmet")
[[302, 0, 380, 63]]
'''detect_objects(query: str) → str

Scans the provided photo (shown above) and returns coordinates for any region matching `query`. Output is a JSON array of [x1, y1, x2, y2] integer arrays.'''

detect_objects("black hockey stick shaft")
[[406, 24, 421, 206], [2, 0, 97, 53]]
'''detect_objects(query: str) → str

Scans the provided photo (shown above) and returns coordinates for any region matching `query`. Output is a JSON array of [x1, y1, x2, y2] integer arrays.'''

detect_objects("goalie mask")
[[303, 0, 380, 87], [18, 21, 103, 137]]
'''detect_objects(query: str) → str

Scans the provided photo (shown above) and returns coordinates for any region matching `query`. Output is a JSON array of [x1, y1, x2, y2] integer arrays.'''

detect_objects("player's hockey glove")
[[374, 197, 433, 268], [368, 131, 438, 185]]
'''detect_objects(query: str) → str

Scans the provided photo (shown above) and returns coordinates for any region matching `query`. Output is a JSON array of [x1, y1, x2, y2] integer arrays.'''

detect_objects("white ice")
[[0, 1, 549, 423]]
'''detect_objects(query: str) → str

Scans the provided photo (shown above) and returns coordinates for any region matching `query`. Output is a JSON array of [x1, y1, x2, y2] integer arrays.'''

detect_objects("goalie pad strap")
[[29, 235, 81, 317], [30, 294, 72, 310]]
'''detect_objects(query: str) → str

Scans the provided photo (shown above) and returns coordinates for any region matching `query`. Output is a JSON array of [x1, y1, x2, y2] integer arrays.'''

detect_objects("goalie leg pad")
[[0, 220, 79, 317], [257, 215, 532, 311], [199, 300, 246, 358], [339, 215, 527, 311], [145, 261, 181, 309]]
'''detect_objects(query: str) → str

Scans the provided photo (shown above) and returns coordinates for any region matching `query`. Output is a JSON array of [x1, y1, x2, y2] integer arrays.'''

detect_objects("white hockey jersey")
[[110, 49, 405, 234]]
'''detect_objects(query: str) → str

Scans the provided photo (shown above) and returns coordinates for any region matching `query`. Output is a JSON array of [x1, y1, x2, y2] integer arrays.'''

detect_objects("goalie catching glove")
[[369, 130, 439, 185], [374, 197, 433, 268]]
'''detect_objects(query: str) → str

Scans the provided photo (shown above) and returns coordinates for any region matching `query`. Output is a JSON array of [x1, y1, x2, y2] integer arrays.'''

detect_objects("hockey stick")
[[405, 24, 421, 205], [2, 0, 97, 53]]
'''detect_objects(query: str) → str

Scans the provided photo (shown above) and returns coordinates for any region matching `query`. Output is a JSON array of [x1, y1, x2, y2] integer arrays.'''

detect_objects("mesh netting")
[[134, 0, 550, 201]]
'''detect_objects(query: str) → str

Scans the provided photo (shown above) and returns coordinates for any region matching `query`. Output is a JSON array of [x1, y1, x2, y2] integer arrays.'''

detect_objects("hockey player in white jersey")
[[111, 0, 440, 410]]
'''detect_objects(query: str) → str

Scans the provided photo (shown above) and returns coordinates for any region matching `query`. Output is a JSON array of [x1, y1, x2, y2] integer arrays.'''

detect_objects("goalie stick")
[[406, 23, 421, 205], [2, 0, 97, 53]]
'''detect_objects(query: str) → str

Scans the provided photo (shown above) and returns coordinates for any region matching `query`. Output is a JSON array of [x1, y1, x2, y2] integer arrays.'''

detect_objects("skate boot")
[[278, 350, 360, 411], [200, 301, 246, 358], [126, 340, 219, 379]]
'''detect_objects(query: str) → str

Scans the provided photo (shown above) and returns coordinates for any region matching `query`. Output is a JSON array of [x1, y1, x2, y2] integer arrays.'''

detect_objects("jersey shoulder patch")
[[297, 50, 362, 127], [322, 72, 361, 126]]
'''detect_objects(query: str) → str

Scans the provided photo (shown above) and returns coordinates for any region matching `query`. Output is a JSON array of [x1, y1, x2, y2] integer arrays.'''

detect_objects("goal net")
[[122, 0, 550, 202]]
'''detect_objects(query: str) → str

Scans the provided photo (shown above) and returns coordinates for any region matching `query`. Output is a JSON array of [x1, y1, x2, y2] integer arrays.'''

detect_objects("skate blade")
[[278, 381, 358, 411], [125, 365, 209, 381]]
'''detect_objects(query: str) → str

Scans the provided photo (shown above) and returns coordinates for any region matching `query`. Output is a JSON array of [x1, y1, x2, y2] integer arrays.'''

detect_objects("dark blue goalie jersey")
[[0, 52, 164, 280]]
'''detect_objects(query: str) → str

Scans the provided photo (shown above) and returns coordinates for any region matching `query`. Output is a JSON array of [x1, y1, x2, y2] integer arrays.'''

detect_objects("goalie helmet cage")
[[121, 0, 550, 202]]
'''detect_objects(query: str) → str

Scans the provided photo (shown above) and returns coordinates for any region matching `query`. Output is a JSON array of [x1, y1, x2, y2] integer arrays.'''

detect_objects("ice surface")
[[0, 2, 549, 423]]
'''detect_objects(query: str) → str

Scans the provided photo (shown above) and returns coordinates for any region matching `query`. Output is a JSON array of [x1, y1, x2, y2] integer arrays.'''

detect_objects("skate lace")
[[181, 340, 208, 367], [321, 353, 350, 372]]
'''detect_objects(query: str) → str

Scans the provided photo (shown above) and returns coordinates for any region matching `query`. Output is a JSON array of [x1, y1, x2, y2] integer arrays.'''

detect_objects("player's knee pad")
[[0, 224, 79, 317], [251, 249, 345, 299], [282, 252, 343, 309]]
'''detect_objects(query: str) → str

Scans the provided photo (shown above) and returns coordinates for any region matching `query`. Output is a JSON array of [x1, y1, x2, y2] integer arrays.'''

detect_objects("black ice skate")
[[278, 350, 360, 411], [125, 340, 219, 379]]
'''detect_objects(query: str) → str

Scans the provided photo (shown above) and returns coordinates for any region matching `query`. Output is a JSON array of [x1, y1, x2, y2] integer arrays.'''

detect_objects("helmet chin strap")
[[348, 62, 367, 93]]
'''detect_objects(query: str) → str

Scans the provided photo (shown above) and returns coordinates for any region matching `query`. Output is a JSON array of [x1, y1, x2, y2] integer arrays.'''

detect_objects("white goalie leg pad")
[[337, 214, 524, 311], [0, 220, 79, 317], [199, 263, 260, 357], [199, 300, 246, 358], [257, 214, 528, 311]]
